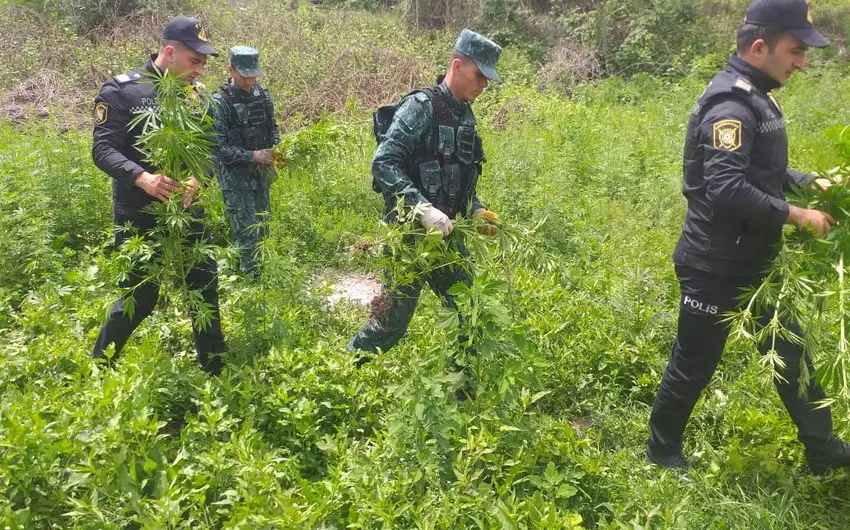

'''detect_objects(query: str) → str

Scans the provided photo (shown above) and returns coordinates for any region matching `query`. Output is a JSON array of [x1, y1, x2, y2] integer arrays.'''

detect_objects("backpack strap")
[[217, 82, 236, 109], [419, 85, 459, 139], [372, 88, 424, 145]]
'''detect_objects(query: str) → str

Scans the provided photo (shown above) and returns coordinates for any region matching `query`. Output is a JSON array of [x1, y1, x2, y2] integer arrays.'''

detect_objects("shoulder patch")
[[115, 71, 143, 83], [413, 92, 429, 103], [734, 78, 753, 93], [94, 101, 109, 125], [712, 119, 742, 151]]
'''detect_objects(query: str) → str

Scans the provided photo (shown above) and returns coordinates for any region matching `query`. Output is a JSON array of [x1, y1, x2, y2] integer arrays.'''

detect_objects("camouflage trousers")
[[221, 187, 271, 274], [348, 240, 474, 356]]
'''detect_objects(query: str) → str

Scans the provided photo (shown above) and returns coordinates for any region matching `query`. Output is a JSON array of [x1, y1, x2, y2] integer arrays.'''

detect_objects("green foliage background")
[[1, 1, 850, 528]]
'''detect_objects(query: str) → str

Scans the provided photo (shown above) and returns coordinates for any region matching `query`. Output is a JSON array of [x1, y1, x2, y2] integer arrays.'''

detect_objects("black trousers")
[[648, 265, 833, 456], [92, 209, 226, 374]]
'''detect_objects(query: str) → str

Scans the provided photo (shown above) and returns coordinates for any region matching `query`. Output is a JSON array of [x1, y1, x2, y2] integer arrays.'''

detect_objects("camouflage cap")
[[229, 45, 265, 78], [453, 28, 502, 84]]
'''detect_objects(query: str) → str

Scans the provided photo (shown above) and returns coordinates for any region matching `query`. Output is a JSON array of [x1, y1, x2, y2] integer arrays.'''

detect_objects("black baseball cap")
[[162, 15, 219, 56], [745, 0, 829, 48]]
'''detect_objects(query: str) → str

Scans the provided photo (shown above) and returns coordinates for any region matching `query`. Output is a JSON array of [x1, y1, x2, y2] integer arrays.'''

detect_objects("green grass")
[[2, 7, 850, 529]]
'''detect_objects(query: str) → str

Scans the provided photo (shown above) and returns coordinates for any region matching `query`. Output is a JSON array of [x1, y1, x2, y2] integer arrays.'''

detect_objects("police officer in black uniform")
[[91, 16, 226, 374], [646, 0, 850, 474]]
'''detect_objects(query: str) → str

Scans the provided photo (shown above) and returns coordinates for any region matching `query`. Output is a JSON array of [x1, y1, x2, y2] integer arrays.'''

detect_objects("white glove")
[[418, 203, 453, 237]]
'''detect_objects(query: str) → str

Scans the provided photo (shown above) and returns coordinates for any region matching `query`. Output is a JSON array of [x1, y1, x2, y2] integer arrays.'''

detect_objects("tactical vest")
[[219, 83, 275, 151], [374, 85, 485, 218]]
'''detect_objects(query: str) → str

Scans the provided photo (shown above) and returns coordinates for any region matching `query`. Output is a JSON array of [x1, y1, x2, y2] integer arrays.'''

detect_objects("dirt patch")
[[0, 70, 59, 123], [317, 271, 382, 308]]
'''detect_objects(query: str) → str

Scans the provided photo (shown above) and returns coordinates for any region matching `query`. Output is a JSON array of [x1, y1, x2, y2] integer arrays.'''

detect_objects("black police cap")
[[162, 15, 219, 56], [745, 0, 829, 48]]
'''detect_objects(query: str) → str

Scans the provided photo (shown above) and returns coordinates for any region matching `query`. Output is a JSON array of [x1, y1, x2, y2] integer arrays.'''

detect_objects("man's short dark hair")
[[736, 23, 788, 54], [160, 39, 187, 51]]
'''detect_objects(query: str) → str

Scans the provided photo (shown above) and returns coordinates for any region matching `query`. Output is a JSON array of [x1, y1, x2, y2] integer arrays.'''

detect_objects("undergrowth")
[[1, 11, 850, 529]]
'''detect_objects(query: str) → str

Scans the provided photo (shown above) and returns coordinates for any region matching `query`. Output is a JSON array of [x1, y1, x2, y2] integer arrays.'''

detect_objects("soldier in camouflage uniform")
[[349, 29, 502, 398], [212, 46, 280, 275]]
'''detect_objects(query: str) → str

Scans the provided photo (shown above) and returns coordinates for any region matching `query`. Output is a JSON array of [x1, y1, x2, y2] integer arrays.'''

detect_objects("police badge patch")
[[94, 102, 109, 125], [712, 119, 742, 151], [196, 23, 208, 42]]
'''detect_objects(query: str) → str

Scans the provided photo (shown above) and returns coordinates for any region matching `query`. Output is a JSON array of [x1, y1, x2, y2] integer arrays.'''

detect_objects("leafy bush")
[[728, 127, 850, 403], [15, 0, 192, 32]]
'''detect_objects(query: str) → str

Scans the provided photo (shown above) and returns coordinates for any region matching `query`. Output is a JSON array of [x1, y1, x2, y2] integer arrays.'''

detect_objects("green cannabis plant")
[[728, 126, 850, 403], [116, 69, 220, 331], [373, 203, 553, 402]]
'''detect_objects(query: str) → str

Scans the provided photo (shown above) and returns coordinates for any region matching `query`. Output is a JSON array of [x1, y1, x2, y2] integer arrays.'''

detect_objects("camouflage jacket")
[[212, 81, 279, 191], [373, 81, 486, 221]]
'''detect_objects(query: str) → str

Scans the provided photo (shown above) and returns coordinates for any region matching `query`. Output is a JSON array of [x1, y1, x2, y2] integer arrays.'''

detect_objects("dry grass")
[[0, 70, 61, 123], [488, 96, 528, 131], [0, 69, 90, 127], [0, 5, 157, 125], [0, 2, 448, 129], [539, 39, 603, 94], [401, 0, 483, 30], [276, 45, 429, 126], [5, 0, 843, 129], [208, 3, 450, 128]]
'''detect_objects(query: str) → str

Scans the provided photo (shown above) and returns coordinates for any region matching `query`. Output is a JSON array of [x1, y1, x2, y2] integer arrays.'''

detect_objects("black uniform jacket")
[[673, 55, 813, 278], [92, 55, 162, 218]]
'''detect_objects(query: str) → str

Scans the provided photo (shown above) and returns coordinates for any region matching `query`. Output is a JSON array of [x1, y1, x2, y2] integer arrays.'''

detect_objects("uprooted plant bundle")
[[115, 69, 221, 331], [363, 202, 555, 400], [728, 126, 850, 403]]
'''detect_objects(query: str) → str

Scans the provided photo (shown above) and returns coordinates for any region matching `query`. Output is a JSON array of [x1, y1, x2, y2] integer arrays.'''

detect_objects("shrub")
[[15, 0, 193, 32]]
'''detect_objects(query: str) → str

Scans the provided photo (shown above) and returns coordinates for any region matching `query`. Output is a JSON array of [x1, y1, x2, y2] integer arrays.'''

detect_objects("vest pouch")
[[473, 132, 484, 164], [264, 95, 274, 120], [468, 166, 480, 200], [233, 103, 249, 123], [243, 125, 262, 150], [418, 159, 442, 204], [457, 126, 475, 165], [248, 99, 266, 125], [443, 163, 461, 212], [437, 125, 456, 157], [228, 128, 243, 145]]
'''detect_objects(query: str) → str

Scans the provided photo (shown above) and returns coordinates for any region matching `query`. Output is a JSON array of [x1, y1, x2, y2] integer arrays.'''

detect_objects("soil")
[[320, 271, 382, 307]]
